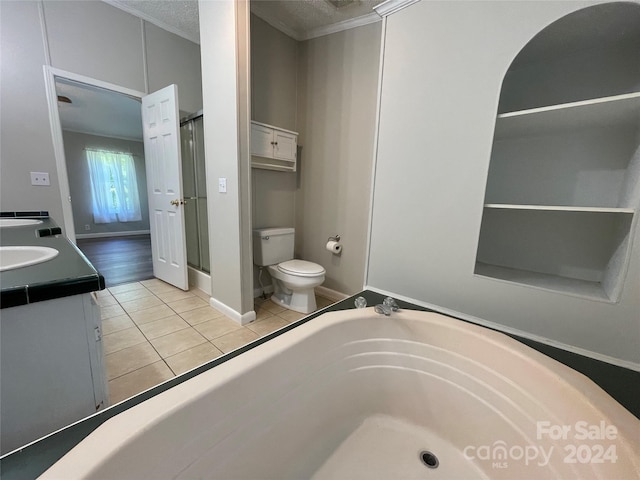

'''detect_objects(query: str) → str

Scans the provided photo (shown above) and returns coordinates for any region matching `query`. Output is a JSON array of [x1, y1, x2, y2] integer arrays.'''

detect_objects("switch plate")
[[218, 177, 227, 193], [31, 172, 50, 186]]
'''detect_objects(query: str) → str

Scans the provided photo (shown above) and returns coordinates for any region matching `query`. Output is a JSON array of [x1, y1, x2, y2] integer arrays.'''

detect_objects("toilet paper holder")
[[327, 234, 341, 242]]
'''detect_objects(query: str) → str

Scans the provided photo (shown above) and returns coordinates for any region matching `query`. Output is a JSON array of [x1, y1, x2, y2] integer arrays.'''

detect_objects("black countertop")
[[0, 213, 105, 308]]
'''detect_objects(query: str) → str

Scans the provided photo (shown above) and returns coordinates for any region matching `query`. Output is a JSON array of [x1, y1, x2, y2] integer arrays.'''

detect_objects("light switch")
[[30, 172, 50, 186], [218, 177, 227, 193]]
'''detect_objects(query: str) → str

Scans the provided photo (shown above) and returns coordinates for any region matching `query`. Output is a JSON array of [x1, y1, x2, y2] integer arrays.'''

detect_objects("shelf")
[[474, 262, 610, 302], [251, 159, 296, 172], [484, 204, 635, 214], [494, 91, 640, 139]]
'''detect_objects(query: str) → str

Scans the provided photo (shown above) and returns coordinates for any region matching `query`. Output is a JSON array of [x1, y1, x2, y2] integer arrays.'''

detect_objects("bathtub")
[[42, 308, 639, 479]]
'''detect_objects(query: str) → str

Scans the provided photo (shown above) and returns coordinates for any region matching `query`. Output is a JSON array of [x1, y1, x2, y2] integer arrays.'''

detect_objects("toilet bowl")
[[268, 260, 325, 314], [253, 227, 326, 314]]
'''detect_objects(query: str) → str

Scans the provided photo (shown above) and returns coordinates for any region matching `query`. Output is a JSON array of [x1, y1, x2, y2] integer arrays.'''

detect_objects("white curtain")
[[87, 150, 142, 223]]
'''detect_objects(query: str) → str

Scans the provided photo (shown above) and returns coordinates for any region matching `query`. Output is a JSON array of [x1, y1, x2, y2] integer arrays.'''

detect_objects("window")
[[87, 149, 142, 223]]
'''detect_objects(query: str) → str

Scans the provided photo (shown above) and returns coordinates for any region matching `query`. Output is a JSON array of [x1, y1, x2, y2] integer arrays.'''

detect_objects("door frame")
[[43, 65, 146, 242]]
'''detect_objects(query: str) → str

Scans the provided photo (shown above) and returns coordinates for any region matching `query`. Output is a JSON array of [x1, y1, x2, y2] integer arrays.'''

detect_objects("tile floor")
[[98, 278, 335, 405]]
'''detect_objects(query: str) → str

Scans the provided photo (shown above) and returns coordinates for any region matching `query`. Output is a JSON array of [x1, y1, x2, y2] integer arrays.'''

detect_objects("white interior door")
[[142, 85, 188, 290]]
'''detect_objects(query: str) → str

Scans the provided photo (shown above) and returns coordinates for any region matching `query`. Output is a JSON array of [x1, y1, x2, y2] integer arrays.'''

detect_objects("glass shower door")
[[180, 115, 210, 273]]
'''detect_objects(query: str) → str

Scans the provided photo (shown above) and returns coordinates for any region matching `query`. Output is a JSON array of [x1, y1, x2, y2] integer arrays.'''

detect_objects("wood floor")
[[77, 235, 154, 287]]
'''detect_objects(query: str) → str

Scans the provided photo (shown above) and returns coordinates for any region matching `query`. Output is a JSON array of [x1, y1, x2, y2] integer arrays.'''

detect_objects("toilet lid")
[[278, 260, 325, 277]]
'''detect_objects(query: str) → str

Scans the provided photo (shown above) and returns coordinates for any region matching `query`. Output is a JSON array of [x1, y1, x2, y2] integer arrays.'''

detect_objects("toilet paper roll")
[[326, 240, 342, 255]]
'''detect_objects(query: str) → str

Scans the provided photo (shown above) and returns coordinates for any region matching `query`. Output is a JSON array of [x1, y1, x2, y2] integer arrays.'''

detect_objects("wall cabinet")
[[475, 13, 639, 303], [251, 121, 298, 172]]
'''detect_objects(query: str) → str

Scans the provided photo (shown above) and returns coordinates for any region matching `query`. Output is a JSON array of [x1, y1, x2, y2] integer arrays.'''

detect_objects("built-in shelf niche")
[[475, 2, 640, 303]]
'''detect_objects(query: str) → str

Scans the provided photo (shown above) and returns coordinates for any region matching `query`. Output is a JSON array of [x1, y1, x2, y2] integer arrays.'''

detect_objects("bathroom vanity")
[[0, 213, 107, 455]]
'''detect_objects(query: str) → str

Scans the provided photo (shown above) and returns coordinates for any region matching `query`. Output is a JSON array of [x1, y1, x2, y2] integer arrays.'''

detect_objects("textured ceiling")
[[107, 0, 385, 43], [108, 0, 200, 43], [56, 79, 143, 140], [251, 0, 383, 40], [56, 1, 387, 141]]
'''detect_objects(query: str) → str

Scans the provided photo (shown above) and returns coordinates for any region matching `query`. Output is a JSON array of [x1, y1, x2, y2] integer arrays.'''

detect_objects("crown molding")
[[374, 0, 421, 17], [104, 0, 200, 45], [252, 10, 382, 42], [301, 12, 381, 41], [250, 9, 303, 41]]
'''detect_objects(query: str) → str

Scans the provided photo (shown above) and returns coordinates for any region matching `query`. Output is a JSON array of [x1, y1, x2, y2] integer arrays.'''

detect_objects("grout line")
[[102, 285, 330, 402]]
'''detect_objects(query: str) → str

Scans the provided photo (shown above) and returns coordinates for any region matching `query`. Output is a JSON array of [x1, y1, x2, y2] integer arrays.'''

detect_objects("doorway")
[[54, 76, 153, 287], [45, 67, 211, 292]]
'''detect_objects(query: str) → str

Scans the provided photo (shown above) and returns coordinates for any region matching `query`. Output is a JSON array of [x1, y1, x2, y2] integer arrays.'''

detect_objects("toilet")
[[253, 227, 325, 314]]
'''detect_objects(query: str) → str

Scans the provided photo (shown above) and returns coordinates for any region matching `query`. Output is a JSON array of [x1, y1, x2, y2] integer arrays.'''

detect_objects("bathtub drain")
[[420, 451, 439, 469]]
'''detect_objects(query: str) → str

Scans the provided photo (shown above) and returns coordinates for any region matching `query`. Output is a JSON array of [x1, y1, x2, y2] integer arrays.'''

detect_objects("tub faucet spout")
[[374, 297, 400, 316], [374, 304, 392, 316]]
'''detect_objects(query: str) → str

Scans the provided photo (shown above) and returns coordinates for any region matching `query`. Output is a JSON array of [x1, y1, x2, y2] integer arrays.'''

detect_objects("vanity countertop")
[[0, 213, 105, 308]]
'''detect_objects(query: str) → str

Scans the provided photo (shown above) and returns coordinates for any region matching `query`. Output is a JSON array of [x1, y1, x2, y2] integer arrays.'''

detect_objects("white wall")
[[367, 1, 640, 366], [296, 22, 381, 295], [62, 131, 150, 236], [199, 0, 254, 319], [0, 0, 202, 231]]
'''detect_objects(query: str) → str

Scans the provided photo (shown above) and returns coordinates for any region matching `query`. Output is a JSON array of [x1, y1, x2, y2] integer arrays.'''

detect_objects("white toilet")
[[253, 227, 325, 314]]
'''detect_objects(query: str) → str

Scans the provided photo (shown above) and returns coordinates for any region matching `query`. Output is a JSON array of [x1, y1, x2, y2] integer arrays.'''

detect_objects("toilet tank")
[[253, 227, 295, 266]]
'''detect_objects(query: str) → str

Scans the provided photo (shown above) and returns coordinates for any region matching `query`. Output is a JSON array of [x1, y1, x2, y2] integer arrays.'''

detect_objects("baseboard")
[[188, 267, 210, 295], [209, 297, 256, 326], [75, 230, 150, 239], [365, 285, 640, 373], [315, 286, 349, 301]]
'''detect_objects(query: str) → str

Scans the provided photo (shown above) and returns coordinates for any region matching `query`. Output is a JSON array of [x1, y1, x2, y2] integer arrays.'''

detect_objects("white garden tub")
[[42, 308, 639, 479]]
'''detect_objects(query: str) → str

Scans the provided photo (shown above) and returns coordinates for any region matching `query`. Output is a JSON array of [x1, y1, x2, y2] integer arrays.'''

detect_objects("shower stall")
[[180, 112, 210, 274]]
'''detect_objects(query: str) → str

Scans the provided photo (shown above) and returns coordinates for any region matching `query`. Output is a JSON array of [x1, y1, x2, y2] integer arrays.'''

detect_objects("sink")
[[0, 246, 59, 271], [0, 218, 43, 228]]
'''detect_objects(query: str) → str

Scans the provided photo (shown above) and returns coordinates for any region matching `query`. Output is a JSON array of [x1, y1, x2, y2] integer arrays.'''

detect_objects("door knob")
[[170, 199, 186, 206]]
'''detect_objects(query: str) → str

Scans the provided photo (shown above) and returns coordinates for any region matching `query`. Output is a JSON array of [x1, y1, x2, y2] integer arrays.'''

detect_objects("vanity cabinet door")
[[0, 294, 102, 455], [84, 293, 109, 411]]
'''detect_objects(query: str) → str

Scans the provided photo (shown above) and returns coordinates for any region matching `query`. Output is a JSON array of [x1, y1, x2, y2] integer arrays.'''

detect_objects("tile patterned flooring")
[[98, 279, 334, 405]]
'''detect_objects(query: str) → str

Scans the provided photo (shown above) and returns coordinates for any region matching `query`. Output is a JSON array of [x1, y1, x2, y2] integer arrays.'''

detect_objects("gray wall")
[[367, 0, 640, 366], [250, 14, 298, 231], [296, 23, 381, 295], [0, 0, 202, 232], [250, 15, 299, 291], [250, 17, 382, 297], [0, 1, 63, 223], [63, 131, 150, 236], [251, 15, 298, 131]]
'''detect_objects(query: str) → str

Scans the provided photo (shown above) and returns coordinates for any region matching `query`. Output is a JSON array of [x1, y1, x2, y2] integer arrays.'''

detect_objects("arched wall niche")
[[498, 1, 640, 113], [475, 1, 640, 303]]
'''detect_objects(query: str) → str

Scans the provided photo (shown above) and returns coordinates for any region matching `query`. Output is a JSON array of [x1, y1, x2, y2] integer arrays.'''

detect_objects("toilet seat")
[[278, 260, 325, 277]]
